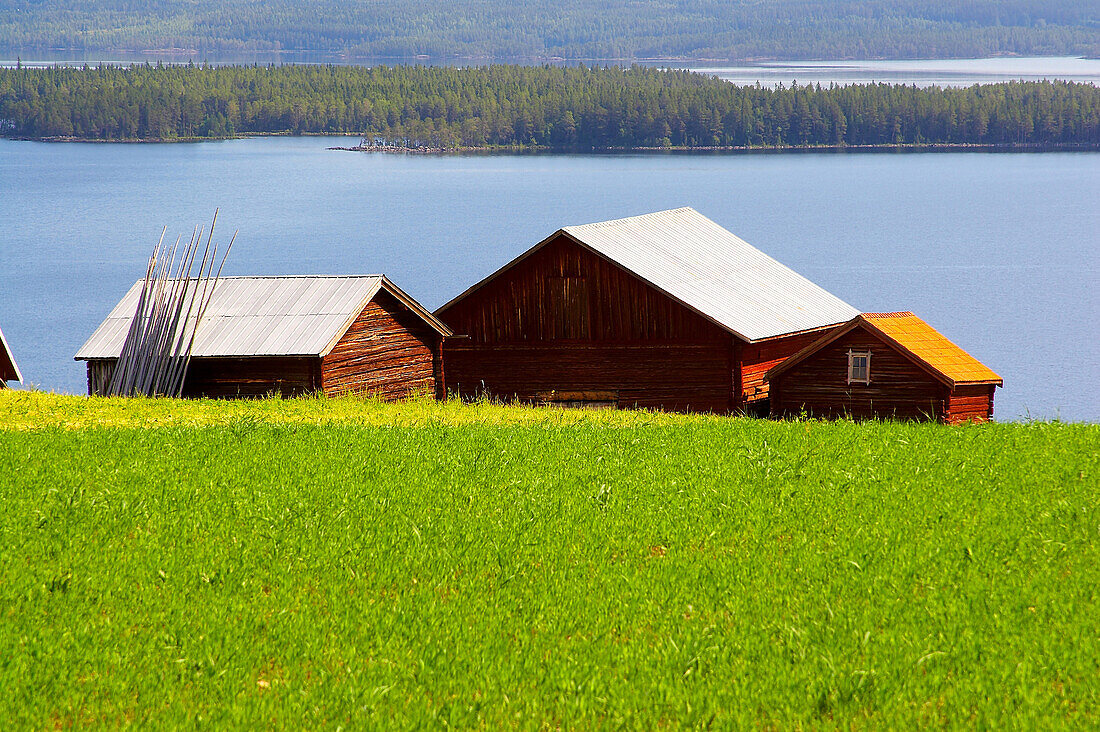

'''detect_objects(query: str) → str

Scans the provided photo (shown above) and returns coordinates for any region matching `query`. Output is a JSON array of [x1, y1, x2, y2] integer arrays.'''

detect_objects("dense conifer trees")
[[1, 65, 1097, 147]]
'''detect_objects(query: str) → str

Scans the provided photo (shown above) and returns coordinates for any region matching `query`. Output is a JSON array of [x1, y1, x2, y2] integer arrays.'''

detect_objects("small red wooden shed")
[[75, 275, 451, 399], [765, 311, 1002, 423]]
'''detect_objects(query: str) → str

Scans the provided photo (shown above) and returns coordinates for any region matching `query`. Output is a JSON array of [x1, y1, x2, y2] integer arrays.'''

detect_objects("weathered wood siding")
[[182, 357, 319, 398], [740, 330, 829, 404], [0, 348, 18, 384], [87, 356, 320, 397], [442, 235, 732, 344], [945, 384, 996, 424], [321, 290, 441, 399], [770, 327, 949, 421], [439, 234, 741, 413], [443, 342, 735, 413], [87, 359, 114, 395]]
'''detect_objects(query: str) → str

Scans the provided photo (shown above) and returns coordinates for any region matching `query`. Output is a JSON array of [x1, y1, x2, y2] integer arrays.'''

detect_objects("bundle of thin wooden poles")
[[106, 211, 235, 397]]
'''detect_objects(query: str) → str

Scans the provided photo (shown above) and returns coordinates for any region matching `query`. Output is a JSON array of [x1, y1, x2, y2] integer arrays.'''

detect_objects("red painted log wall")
[[322, 290, 442, 399], [740, 330, 828, 404], [769, 327, 950, 421], [945, 384, 996, 424]]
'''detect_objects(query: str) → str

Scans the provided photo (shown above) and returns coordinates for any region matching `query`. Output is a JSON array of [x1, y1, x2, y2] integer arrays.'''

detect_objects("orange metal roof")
[[861, 312, 1002, 386]]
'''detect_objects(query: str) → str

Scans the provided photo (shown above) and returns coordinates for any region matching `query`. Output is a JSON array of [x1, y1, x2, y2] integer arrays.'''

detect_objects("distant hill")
[[1, 0, 1098, 61]]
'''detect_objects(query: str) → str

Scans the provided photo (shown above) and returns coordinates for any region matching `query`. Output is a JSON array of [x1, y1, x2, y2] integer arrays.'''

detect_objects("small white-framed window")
[[847, 350, 871, 384]]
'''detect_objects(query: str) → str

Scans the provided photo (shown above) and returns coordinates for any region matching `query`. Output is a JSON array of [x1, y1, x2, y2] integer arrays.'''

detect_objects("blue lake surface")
[[681, 56, 1100, 88], [6, 55, 1100, 89], [1, 138, 1097, 421]]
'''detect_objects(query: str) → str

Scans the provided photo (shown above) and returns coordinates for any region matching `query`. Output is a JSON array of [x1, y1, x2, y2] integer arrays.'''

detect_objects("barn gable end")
[[440, 233, 737, 412], [322, 289, 444, 400], [766, 312, 1002, 423], [440, 233, 732, 345], [767, 325, 950, 421]]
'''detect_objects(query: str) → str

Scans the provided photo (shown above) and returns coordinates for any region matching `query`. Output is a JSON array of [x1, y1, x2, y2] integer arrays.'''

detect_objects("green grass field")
[[2, 391, 1098, 728]]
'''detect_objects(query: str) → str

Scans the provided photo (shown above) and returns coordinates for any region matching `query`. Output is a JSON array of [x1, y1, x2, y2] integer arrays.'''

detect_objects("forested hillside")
[[2, 65, 1098, 148], [1, 0, 1098, 61]]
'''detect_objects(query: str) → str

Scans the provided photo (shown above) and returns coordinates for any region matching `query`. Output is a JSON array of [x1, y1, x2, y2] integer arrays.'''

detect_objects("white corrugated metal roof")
[[560, 208, 860, 342], [75, 275, 450, 360]]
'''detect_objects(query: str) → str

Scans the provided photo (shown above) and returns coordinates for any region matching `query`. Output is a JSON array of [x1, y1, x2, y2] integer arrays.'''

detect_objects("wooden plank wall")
[[740, 330, 828, 403], [87, 357, 320, 397], [440, 236, 732, 344], [0, 351, 17, 383], [321, 290, 441, 399], [770, 327, 950, 421], [946, 384, 996, 424], [182, 357, 319, 398], [87, 359, 114, 395], [438, 235, 737, 413], [443, 342, 734, 413]]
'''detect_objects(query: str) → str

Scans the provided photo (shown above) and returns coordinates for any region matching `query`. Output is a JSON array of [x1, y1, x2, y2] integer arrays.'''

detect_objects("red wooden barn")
[[435, 208, 860, 413], [0, 325, 22, 389], [75, 275, 451, 399], [765, 311, 1002, 423]]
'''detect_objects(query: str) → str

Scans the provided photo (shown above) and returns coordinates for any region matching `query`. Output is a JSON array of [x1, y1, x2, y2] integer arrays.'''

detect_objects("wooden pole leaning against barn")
[[103, 211, 235, 397], [162, 226, 213, 395], [147, 234, 194, 394], [175, 228, 235, 395], [135, 232, 183, 395], [106, 228, 165, 395], [150, 224, 207, 395], [126, 230, 181, 395]]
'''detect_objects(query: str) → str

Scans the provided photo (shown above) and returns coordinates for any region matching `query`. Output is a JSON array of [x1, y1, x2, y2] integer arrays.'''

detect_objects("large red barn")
[[435, 208, 860, 413]]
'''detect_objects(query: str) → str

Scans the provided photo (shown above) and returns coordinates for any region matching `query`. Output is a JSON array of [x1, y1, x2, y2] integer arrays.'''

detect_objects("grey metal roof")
[[75, 275, 450, 361], [0, 324, 22, 383], [562, 208, 859, 341], [438, 207, 859, 342]]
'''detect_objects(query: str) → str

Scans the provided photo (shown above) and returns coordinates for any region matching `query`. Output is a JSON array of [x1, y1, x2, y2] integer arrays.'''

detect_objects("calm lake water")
[[681, 56, 1100, 88], [1, 138, 1097, 421], [6, 54, 1100, 89]]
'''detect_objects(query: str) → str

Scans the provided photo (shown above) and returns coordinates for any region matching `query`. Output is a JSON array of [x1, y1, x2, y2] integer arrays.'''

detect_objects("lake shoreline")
[[330, 142, 1100, 155], [7, 134, 1100, 154]]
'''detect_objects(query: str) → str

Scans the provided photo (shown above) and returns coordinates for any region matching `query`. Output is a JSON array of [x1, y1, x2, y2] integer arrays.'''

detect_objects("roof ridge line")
[[863, 311, 916, 319], [565, 206, 696, 230], [199, 274, 385, 279]]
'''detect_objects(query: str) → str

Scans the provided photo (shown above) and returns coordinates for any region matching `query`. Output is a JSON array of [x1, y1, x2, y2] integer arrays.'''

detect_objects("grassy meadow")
[[1, 391, 1098, 728]]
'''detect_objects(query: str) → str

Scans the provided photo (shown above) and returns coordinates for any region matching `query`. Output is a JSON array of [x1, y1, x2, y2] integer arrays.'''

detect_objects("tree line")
[[1, 0, 1097, 61], [1, 64, 1098, 148]]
